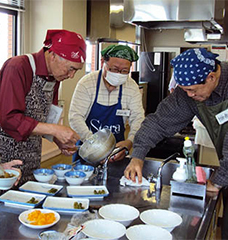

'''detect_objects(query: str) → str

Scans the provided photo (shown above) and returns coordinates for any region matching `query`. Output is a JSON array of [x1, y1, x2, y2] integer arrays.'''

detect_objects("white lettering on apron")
[[90, 119, 121, 134]]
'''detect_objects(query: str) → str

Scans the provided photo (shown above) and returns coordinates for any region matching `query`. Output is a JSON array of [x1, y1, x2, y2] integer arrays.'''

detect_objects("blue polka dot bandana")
[[171, 48, 219, 86]]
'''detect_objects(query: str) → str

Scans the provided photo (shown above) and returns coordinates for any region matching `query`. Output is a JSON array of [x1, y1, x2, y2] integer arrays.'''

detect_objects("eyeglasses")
[[105, 62, 130, 75]]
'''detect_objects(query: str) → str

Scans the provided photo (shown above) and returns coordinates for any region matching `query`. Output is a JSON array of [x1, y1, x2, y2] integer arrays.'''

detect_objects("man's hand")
[[33, 123, 80, 151], [2, 160, 23, 186], [109, 139, 132, 162], [124, 158, 144, 183], [206, 180, 221, 192], [53, 131, 79, 156], [52, 125, 80, 145]]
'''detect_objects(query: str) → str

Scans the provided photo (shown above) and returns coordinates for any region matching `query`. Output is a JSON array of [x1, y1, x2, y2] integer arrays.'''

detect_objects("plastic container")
[[172, 157, 187, 182], [183, 137, 197, 183]]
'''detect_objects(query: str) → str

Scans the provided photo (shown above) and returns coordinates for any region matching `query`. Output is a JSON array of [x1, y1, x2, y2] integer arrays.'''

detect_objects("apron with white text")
[[0, 54, 55, 186], [73, 70, 125, 162], [86, 70, 125, 142]]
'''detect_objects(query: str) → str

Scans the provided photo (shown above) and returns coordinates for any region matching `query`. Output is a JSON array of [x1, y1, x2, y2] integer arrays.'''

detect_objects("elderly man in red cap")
[[0, 29, 86, 185]]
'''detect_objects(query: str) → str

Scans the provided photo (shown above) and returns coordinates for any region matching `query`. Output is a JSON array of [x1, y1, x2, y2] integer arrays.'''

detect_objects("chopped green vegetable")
[[73, 202, 84, 209], [94, 189, 106, 195], [27, 197, 39, 204], [48, 188, 58, 194]]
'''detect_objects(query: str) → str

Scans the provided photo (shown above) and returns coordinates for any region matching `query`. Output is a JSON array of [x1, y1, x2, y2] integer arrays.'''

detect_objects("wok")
[[78, 129, 128, 166]]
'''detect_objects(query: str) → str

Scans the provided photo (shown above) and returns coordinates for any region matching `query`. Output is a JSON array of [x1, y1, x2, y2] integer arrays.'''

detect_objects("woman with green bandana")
[[69, 45, 144, 162]]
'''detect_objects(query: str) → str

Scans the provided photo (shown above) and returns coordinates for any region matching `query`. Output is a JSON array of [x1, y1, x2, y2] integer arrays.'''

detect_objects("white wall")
[[24, 0, 63, 54]]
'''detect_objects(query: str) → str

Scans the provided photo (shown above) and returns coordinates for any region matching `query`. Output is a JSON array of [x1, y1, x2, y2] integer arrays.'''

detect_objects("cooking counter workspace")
[[0, 157, 221, 240]]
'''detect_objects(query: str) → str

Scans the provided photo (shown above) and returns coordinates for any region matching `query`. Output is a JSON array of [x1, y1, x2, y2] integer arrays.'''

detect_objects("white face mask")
[[104, 70, 129, 87]]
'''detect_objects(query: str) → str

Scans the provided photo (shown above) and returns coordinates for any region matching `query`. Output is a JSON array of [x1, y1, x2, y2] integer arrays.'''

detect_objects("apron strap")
[[26, 54, 36, 77], [94, 70, 102, 103], [95, 70, 123, 103]]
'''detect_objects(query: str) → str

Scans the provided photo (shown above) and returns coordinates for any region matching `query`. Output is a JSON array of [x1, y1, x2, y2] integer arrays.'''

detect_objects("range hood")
[[123, 0, 228, 43]]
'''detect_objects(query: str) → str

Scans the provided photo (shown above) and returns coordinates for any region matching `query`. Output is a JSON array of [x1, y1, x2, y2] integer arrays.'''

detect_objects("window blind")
[[0, 0, 25, 11]]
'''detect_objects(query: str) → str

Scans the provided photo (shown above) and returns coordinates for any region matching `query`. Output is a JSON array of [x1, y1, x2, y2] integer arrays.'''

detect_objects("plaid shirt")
[[132, 62, 228, 187]]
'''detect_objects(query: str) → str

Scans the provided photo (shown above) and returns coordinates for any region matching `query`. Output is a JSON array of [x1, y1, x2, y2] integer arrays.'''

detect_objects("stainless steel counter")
[[0, 157, 220, 240]]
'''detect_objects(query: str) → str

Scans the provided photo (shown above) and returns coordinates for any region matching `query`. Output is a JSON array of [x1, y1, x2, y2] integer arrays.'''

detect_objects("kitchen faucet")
[[147, 152, 180, 200]]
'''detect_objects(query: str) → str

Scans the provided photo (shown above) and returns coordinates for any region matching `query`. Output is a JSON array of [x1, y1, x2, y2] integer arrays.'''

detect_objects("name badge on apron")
[[116, 109, 130, 117], [43, 104, 63, 142], [215, 109, 228, 125], [42, 81, 56, 92]]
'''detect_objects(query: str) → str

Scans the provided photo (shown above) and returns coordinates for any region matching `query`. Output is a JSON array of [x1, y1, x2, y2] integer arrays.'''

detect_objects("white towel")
[[120, 176, 150, 187]]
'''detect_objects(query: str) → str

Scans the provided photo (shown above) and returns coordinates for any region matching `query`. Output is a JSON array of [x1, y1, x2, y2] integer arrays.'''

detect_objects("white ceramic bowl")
[[82, 219, 126, 240], [99, 204, 139, 227], [73, 164, 94, 180], [33, 169, 54, 183], [126, 224, 172, 240], [64, 170, 86, 185], [52, 164, 71, 178], [140, 209, 182, 232], [0, 169, 20, 190]]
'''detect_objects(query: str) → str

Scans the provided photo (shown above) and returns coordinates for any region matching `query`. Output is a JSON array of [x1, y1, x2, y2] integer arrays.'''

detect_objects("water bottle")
[[183, 137, 197, 183]]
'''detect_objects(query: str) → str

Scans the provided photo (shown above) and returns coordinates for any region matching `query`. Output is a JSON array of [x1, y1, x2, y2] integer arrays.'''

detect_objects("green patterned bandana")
[[101, 45, 139, 62]]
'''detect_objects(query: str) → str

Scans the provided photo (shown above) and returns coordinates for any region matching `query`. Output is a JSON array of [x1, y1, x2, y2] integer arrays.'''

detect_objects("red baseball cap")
[[44, 29, 86, 63]]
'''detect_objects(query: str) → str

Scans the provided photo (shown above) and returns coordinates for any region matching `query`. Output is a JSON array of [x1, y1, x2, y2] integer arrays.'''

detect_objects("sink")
[[108, 157, 213, 185], [107, 157, 214, 216]]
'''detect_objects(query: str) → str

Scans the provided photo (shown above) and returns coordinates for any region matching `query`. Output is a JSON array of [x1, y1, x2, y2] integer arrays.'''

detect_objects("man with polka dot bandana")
[[124, 48, 228, 239]]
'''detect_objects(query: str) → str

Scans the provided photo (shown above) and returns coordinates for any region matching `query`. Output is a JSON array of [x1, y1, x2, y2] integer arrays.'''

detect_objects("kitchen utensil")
[[78, 129, 116, 165]]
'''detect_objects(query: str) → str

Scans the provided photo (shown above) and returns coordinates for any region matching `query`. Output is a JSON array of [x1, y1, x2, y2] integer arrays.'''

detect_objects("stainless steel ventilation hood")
[[123, 0, 228, 43]]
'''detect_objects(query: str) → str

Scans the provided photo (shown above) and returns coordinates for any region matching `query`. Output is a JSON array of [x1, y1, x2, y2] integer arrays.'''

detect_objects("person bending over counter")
[[0, 29, 86, 185], [69, 45, 144, 162], [124, 48, 228, 239]]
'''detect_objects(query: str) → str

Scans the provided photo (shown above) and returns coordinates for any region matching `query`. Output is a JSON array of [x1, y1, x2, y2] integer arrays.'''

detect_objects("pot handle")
[[108, 146, 129, 159]]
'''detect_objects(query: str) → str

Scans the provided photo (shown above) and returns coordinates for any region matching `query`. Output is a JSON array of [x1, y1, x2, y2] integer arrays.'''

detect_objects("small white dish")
[[67, 185, 109, 200], [0, 169, 20, 190], [0, 190, 46, 208], [99, 204, 139, 227], [64, 170, 86, 185], [42, 196, 89, 214], [19, 181, 63, 196], [140, 209, 182, 232], [18, 208, 60, 229], [33, 168, 54, 183], [126, 224, 172, 240], [82, 219, 126, 240], [52, 164, 71, 178], [56, 176, 65, 182], [73, 164, 94, 180]]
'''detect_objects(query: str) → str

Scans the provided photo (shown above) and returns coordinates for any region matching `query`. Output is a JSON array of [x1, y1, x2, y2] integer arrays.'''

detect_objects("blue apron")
[[73, 70, 125, 162]]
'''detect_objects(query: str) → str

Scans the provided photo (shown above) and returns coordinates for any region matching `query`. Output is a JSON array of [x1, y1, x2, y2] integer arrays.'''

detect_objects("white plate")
[[140, 209, 182, 232], [98, 204, 139, 227], [19, 181, 63, 196], [0, 190, 46, 208], [18, 208, 60, 229], [82, 219, 126, 240], [126, 224, 172, 240], [67, 186, 109, 200], [42, 196, 89, 214]]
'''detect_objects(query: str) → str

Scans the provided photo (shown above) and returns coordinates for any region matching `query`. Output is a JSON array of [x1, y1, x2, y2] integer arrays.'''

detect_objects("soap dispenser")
[[172, 157, 187, 182]]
